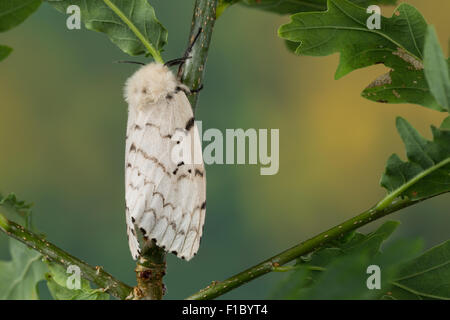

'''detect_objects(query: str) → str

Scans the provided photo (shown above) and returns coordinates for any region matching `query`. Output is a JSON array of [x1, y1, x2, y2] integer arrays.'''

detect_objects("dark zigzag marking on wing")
[[172, 203, 205, 258], [127, 164, 205, 258], [152, 201, 205, 256], [149, 191, 177, 211], [126, 167, 181, 212], [191, 203, 206, 258], [128, 144, 171, 177], [174, 169, 205, 182], [132, 122, 188, 140], [127, 183, 177, 212]]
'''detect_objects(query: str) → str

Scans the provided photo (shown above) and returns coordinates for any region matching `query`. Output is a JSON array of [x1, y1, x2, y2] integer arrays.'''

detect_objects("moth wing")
[[125, 92, 206, 261]]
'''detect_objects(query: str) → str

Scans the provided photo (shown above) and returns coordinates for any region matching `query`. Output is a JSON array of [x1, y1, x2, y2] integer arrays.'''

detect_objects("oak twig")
[[181, 0, 218, 110]]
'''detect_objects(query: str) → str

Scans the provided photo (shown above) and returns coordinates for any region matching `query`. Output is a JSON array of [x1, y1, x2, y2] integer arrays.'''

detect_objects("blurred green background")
[[0, 0, 449, 299]]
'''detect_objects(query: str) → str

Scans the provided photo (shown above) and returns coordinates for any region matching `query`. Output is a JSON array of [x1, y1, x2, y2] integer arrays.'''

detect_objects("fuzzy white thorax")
[[124, 63, 188, 108]]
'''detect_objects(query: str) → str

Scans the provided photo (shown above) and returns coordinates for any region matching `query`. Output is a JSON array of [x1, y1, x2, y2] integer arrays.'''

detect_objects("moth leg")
[[189, 84, 204, 94], [175, 84, 204, 96]]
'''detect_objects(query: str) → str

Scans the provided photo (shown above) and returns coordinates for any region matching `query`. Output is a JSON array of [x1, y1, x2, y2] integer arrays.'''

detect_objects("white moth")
[[124, 62, 206, 261]]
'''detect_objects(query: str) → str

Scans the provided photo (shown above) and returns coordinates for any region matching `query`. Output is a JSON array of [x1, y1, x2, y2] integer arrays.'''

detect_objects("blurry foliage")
[[384, 240, 450, 299], [380, 117, 450, 201], [46, 263, 110, 300], [0, 239, 47, 299], [272, 222, 449, 299]]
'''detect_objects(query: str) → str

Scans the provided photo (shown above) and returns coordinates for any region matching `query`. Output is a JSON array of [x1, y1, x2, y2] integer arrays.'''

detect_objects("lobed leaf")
[[0, 239, 47, 299], [279, 0, 447, 111], [380, 117, 450, 202], [47, 0, 167, 60]]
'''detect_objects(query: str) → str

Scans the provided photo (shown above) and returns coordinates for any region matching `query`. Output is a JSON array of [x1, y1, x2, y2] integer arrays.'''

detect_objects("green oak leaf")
[[423, 26, 450, 111], [0, 239, 47, 299], [47, 0, 167, 59], [45, 263, 110, 300], [279, 0, 447, 111], [0, 0, 42, 32], [380, 117, 450, 202], [384, 240, 450, 300], [240, 0, 397, 15]]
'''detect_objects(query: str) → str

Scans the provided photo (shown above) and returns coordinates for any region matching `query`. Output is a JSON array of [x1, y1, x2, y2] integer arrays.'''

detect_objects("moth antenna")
[[116, 60, 146, 66], [190, 84, 204, 94], [164, 56, 192, 68], [177, 28, 203, 78], [185, 27, 203, 58]]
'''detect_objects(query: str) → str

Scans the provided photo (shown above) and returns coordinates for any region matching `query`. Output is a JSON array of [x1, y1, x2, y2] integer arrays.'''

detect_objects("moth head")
[[124, 63, 178, 108]]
